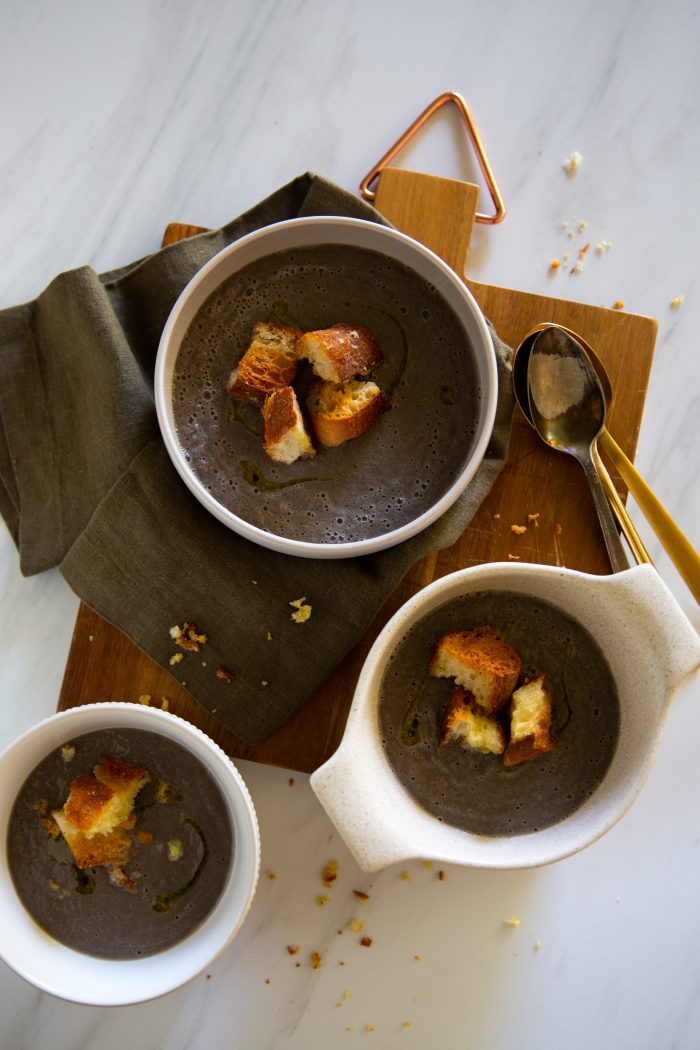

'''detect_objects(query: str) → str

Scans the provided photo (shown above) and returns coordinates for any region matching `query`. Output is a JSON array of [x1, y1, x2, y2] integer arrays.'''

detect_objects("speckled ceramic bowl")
[[0, 703, 260, 1005], [311, 563, 700, 871]]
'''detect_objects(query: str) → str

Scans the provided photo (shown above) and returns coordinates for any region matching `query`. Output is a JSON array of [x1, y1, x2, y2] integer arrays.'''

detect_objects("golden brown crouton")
[[439, 685, 506, 755], [296, 323, 382, 383], [262, 386, 316, 464], [306, 378, 390, 447], [429, 627, 522, 715], [227, 321, 301, 405], [51, 812, 133, 870], [504, 675, 555, 766]]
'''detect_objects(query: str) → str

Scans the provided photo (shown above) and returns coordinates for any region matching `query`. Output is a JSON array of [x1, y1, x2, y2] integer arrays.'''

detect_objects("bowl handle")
[[311, 742, 417, 873]]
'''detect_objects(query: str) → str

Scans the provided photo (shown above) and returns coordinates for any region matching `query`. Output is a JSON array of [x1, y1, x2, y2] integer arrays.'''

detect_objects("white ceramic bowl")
[[311, 563, 700, 871], [155, 216, 498, 558], [0, 703, 260, 1005]]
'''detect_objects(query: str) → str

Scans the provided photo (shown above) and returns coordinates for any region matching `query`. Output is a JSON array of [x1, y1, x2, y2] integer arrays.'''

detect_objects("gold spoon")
[[517, 324, 700, 603], [526, 327, 631, 573], [512, 324, 651, 565]]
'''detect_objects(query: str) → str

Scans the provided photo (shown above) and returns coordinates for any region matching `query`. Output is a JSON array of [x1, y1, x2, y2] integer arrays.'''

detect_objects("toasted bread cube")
[[227, 321, 301, 405], [439, 685, 506, 755], [504, 675, 555, 767], [51, 810, 132, 869], [429, 627, 522, 715], [296, 324, 382, 383], [307, 378, 390, 447], [62, 757, 149, 838], [262, 386, 316, 464]]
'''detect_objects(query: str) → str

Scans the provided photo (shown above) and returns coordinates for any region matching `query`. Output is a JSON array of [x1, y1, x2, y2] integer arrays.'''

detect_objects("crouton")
[[439, 685, 506, 755], [306, 378, 391, 447], [51, 812, 133, 869], [262, 386, 316, 464], [60, 757, 149, 838], [504, 675, 555, 766], [227, 321, 301, 405], [429, 626, 522, 715], [296, 323, 382, 382]]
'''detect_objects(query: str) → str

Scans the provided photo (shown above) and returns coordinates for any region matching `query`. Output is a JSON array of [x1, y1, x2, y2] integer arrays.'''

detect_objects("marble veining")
[[1, 0, 699, 1047]]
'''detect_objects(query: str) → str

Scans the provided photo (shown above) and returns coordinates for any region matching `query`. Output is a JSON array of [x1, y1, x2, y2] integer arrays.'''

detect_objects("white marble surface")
[[1, 1, 699, 1046]]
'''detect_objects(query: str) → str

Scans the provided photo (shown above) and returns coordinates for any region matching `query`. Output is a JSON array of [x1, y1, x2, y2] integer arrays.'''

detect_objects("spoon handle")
[[581, 453, 631, 573], [600, 429, 700, 603], [592, 445, 652, 565]]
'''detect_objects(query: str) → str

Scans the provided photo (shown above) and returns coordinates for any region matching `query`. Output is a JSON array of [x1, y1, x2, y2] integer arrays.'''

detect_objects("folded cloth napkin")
[[0, 172, 514, 743]]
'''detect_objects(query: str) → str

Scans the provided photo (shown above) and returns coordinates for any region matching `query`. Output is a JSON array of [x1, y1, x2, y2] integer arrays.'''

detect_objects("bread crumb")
[[344, 990, 352, 1001], [311, 951, 322, 969], [578, 219, 588, 231], [510, 524, 527, 535], [352, 889, 369, 901], [348, 918, 364, 933], [527, 513, 540, 526], [534, 940, 543, 952], [316, 894, 330, 907], [171, 622, 207, 652], [160, 697, 170, 711], [671, 295, 685, 308], [267, 871, 277, 880], [421, 860, 433, 869], [403, 1021, 412, 1029], [264, 978, 271, 985], [61, 745, 76, 763], [216, 665, 234, 682], [322, 859, 339, 886], [508, 554, 521, 560], [360, 936, 373, 947], [595, 239, 613, 255], [554, 522, 563, 535], [136, 830, 154, 844], [414, 954, 422, 961], [288, 778, 295, 786], [169, 652, 183, 666], [400, 870, 410, 881], [579, 242, 591, 257], [138, 694, 151, 706], [612, 299, 625, 310], [570, 260, 585, 276], [267, 632, 272, 641], [563, 151, 583, 174], [287, 945, 300, 955], [290, 597, 312, 623], [168, 839, 183, 861], [366, 1024, 375, 1033], [549, 259, 561, 271], [438, 870, 446, 881], [88, 635, 94, 642], [504, 917, 521, 927]]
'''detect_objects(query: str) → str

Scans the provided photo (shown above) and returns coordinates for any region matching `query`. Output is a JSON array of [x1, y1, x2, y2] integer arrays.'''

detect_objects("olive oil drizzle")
[[152, 818, 208, 914], [241, 459, 327, 491]]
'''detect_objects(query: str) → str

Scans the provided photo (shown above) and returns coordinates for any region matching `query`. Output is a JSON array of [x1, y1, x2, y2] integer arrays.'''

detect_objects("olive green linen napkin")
[[0, 173, 514, 744]]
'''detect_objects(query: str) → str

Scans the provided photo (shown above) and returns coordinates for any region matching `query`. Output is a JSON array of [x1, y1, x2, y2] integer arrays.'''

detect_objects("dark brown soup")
[[172, 242, 481, 544], [7, 728, 234, 959], [378, 591, 620, 836]]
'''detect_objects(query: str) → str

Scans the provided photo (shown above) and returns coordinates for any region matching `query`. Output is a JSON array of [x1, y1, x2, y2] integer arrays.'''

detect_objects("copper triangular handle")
[[359, 91, 506, 225]]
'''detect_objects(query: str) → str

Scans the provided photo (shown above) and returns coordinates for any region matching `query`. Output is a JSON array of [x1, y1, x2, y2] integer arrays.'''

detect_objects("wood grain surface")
[[58, 171, 657, 773]]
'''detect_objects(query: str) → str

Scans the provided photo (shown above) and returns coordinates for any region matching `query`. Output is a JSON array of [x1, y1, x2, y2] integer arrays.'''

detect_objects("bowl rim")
[[0, 703, 260, 1005], [154, 214, 498, 559]]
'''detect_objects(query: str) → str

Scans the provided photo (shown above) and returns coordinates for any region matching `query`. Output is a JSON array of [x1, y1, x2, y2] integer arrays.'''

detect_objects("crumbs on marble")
[[347, 918, 364, 933], [563, 150, 583, 174], [612, 299, 625, 310], [352, 889, 369, 902], [287, 945, 300, 956], [311, 951, 322, 969], [322, 859, 339, 886], [504, 917, 521, 927], [360, 936, 373, 947], [316, 894, 330, 907], [670, 294, 685, 308]]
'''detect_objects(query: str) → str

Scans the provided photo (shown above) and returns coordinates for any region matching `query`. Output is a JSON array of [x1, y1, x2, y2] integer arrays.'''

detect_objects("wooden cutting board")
[[57, 170, 657, 772]]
